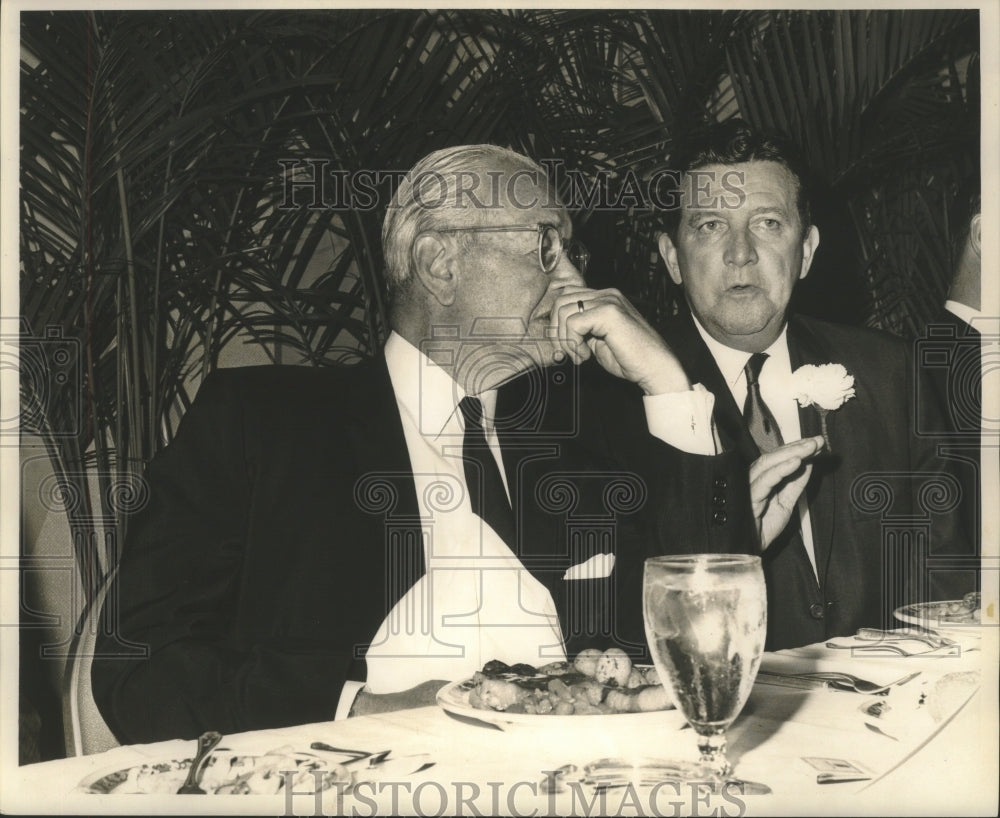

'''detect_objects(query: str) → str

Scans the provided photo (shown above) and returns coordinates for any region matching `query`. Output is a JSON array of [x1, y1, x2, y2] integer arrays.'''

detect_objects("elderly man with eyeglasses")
[[93, 145, 818, 743]]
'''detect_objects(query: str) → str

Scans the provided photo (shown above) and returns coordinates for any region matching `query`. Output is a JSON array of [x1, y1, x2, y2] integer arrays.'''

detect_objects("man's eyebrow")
[[683, 209, 727, 221], [683, 205, 789, 221]]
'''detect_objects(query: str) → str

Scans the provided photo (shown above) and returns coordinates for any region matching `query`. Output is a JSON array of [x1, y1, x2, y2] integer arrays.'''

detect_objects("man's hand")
[[750, 436, 824, 548], [548, 285, 690, 395], [349, 679, 449, 718]]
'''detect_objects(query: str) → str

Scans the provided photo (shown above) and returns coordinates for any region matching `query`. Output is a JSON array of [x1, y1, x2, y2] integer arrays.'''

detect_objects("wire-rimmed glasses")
[[434, 223, 590, 277]]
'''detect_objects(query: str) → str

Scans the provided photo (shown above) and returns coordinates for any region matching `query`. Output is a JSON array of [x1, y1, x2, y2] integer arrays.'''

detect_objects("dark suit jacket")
[[662, 311, 973, 650], [917, 309, 982, 554], [93, 354, 753, 743]]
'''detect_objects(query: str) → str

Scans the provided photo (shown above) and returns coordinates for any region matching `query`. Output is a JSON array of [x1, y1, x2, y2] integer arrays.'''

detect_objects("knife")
[[586, 776, 772, 796], [357, 754, 434, 776], [817, 772, 873, 784]]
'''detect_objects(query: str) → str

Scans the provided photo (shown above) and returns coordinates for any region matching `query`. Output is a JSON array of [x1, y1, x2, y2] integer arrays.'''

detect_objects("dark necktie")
[[459, 396, 516, 547], [743, 353, 784, 454], [742, 352, 821, 648]]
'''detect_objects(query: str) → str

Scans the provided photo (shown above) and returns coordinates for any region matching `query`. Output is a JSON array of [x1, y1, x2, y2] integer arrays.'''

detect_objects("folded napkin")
[[562, 552, 615, 581]]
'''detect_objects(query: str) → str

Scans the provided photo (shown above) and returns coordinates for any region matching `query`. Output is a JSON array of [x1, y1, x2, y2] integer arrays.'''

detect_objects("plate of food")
[[437, 648, 683, 730], [894, 591, 987, 634], [78, 748, 350, 795]]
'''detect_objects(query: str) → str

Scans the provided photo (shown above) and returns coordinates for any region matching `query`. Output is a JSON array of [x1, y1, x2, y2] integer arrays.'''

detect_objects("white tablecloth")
[[4, 633, 997, 816]]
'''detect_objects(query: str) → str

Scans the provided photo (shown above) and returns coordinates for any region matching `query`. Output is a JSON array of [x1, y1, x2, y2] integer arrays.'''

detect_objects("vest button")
[[712, 510, 728, 526]]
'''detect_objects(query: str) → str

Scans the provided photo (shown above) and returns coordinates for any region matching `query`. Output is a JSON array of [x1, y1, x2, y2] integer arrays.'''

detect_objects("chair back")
[[62, 570, 120, 756]]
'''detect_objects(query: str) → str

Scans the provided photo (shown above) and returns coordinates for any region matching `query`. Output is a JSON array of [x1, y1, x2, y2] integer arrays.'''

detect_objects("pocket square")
[[562, 552, 616, 581]]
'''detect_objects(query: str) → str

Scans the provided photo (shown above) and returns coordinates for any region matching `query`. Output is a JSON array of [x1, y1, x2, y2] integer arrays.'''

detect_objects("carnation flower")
[[790, 363, 856, 451], [791, 364, 856, 410]]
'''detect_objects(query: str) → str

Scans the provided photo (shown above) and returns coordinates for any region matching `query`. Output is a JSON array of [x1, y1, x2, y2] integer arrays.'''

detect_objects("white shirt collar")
[[384, 331, 498, 441], [690, 314, 791, 390], [944, 300, 981, 329]]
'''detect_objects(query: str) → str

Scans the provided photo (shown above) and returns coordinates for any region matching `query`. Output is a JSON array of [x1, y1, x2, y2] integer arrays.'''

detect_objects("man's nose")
[[723, 227, 758, 267], [551, 251, 586, 286]]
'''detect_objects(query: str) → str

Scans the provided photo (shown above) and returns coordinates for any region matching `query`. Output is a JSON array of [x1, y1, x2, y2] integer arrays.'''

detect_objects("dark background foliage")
[[18, 7, 980, 760]]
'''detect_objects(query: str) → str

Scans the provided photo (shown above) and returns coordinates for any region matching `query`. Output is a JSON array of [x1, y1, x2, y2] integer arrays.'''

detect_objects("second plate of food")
[[436, 678, 684, 730]]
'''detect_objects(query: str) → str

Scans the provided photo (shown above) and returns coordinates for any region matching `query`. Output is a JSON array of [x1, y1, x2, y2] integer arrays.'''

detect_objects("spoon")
[[176, 731, 223, 794]]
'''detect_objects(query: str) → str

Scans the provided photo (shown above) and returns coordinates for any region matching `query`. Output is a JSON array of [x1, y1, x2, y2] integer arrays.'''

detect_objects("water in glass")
[[643, 554, 766, 777]]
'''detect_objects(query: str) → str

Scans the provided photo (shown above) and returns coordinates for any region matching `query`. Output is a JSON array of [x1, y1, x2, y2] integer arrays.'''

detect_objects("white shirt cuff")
[[334, 680, 366, 721], [642, 383, 717, 455]]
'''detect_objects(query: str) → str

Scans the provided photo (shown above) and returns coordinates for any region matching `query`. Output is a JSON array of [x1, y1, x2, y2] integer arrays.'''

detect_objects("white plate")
[[435, 677, 682, 731], [77, 751, 350, 795], [893, 600, 984, 634]]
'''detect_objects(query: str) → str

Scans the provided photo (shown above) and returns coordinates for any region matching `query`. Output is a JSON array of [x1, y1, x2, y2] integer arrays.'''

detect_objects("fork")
[[758, 670, 919, 694], [825, 640, 959, 657], [796, 670, 920, 694], [176, 731, 223, 794], [855, 628, 956, 648]]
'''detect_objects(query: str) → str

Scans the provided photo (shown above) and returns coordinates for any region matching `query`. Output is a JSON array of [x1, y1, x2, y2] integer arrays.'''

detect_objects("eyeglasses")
[[434, 223, 590, 277]]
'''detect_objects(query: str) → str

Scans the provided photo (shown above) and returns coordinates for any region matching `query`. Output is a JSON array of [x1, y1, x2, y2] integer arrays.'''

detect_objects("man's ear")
[[412, 232, 457, 307], [799, 225, 820, 280], [657, 233, 684, 286], [970, 213, 981, 259]]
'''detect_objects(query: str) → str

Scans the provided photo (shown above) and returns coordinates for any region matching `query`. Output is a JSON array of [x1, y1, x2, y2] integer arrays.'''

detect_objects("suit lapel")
[[343, 355, 425, 593], [495, 365, 567, 581], [787, 317, 837, 585]]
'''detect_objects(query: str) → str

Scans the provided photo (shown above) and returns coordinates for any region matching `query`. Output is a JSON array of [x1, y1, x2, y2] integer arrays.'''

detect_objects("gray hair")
[[382, 144, 552, 295]]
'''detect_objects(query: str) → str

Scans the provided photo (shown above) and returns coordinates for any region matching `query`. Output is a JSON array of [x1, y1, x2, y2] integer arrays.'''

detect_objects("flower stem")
[[819, 408, 831, 453]]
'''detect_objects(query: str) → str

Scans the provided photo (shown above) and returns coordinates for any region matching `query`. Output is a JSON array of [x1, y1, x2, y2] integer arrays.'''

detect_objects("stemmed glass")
[[643, 554, 766, 778]]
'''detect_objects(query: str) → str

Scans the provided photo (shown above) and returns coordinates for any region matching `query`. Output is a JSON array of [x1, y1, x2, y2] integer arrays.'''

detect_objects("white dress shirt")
[[337, 332, 720, 714], [691, 318, 820, 580], [944, 300, 982, 330]]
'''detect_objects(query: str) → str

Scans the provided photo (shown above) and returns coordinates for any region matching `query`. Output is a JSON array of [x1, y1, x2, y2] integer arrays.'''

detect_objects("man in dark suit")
[[656, 121, 969, 650], [93, 144, 817, 743], [917, 191, 982, 588]]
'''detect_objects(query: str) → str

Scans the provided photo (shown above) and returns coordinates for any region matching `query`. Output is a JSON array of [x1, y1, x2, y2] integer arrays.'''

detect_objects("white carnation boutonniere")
[[790, 363, 856, 452]]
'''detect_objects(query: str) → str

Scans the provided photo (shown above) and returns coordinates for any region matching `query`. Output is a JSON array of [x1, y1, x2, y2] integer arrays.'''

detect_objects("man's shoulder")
[[790, 314, 908, 358], [195, 358, 387, 410]]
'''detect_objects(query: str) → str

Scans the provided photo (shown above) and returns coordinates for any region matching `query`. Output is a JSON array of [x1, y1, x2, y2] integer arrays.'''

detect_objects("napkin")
[[562, 552, 615, 581], [364, 505, 566, 694]]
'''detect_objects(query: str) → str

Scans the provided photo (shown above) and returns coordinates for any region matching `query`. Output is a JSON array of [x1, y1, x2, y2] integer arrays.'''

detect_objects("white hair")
[[381, 144, 552, 296]]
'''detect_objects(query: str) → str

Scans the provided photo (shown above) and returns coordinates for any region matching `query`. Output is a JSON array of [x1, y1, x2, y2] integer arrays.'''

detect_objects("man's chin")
[[712, 299, 775, 330], [710, 313, 784, 351]]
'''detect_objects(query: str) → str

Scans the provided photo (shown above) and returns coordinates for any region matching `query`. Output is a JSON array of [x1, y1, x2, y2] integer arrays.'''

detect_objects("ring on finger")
[[577, 299, 585, 314]]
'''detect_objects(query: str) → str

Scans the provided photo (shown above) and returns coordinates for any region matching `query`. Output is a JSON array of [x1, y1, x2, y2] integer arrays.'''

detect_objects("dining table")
[[6, 628, 997, 817]]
